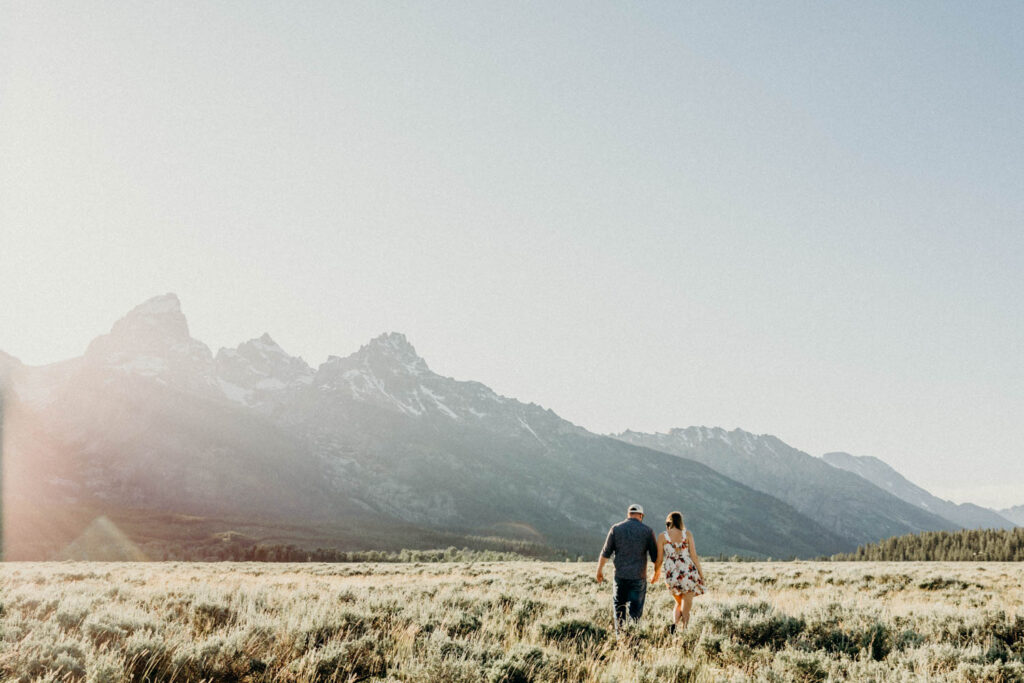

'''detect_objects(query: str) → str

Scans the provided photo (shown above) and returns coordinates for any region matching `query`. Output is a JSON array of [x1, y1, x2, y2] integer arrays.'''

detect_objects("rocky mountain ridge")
[[821, 452, 1015, 530], [2, 294, 1002, 561], [997, 505, 1024, 527], [614, 427, 971, 545]]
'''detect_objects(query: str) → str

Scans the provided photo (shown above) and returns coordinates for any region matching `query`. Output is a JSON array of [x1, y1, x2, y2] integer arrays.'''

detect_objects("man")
[[596, 503, 658, 632]]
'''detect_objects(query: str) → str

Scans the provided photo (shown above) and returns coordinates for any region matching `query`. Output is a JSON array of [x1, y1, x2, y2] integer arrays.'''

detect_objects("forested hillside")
[[833, 527, 1024, 561]]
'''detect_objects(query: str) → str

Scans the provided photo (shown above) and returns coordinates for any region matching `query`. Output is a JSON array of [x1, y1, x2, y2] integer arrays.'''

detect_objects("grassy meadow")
[[1, 561, 1022, 682]]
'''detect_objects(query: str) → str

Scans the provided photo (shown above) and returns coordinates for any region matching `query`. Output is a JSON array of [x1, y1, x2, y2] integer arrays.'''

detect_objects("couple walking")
[[596, 503, 705, 633]]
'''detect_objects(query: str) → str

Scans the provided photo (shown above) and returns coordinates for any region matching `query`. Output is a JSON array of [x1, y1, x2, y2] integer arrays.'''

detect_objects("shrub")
[[56, 602, 90, 631], [954, 661, 1024, 682], [3, 559, 1023, 683], [804, 620, 891, 660], [984, 640, 1011, 664], [726, 612, 806, 650], [541, 619, 609, 648], [168, 634, 253, 683], [407, 658, 487, 683], [646, 661, 698, 683], [292, 611, 367, 652], [919, 578, 971, 591], [123, 633, 172, 682], [447, 612, 483, 638], [424, 631, 473, 661], [85, 652, 124, 683], [782, 652, 829, 683], [895, 628, 925, 651], [289, 636, 391, 681], [191, 601, 235, 633], [861, 622, 892, 661], [496, 593, 517, 611], [83, 618, 127, 647], [512, 600, 544, 631], [15, 640, 88, 682], [992, 615, 1024, 648], [696, 633, 725, 661], [488, 645, 546, 683]]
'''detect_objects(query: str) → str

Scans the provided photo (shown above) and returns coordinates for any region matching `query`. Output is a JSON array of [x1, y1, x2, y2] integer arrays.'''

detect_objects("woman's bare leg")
[[672, 593, 683, 625], [680, 593, 694, 628]]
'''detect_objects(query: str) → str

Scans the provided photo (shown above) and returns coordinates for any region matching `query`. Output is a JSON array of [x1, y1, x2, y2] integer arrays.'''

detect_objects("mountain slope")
[[1000, 506, 1024, 526], [251, 328, 850, 557], [822, 452, 1016, 530], [2, 295, 850, 560], [2, 297, 396, 559], [615, 427, 960, 546]]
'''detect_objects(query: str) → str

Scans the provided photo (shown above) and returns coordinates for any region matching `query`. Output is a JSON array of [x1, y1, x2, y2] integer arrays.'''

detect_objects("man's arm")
[[596, 527, 615, 583], [647, 529, 659, 580], [652, 531, 664, 582]]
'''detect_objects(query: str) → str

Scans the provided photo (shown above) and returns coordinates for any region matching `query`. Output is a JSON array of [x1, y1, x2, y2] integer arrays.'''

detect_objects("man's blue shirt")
[[600, 518, 658, 580]]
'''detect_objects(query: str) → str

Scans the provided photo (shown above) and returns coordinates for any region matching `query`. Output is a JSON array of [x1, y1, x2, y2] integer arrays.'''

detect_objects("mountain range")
[[1000, 506, 1024, 526], [614, 428, 963, 545], [820, 452, 1016, 531], [0, 295, 1016, 560]]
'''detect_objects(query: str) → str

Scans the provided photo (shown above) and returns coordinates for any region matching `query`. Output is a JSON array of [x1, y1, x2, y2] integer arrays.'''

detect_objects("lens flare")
[[58, 515, 147, 561]]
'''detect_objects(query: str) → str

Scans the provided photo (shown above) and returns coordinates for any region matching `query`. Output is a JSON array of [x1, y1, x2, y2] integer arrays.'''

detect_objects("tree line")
[[831, 527, 1024, 561], [154, 543, 541, 563]]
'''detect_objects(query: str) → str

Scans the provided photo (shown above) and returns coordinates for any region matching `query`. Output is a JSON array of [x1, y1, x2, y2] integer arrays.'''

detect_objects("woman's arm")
[[687, 530, 704, 581]]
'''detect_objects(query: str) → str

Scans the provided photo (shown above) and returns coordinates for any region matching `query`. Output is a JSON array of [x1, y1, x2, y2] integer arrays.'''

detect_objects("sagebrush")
[[1, 561, 1022, 682]]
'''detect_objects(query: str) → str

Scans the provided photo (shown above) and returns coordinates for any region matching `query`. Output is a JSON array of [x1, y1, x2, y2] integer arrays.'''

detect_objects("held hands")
[[652, 570, 660, 582]]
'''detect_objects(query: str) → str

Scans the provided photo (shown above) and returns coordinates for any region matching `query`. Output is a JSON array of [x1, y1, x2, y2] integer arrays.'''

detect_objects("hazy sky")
[[2, 3, 1021, 508]]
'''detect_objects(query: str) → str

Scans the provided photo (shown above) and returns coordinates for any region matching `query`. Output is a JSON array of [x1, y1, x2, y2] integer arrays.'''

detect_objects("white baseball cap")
[[627, 503, 644, 514]]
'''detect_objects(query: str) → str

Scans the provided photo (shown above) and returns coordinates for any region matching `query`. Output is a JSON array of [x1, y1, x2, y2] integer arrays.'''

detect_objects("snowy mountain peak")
[[131, 292, 182, 315], [310, 334, 530, 422], [236, 333, 292, 359], [822, 452, 897, 481], [368, 331, 416, 353], [218, 333, 308, 368], [214, 334, 313, 407], [76, 294, 219, 395], [84, 294, 196, 364], [359, 332, 429, 375], [619, 426, 785, 459], [313, 333, 430, 414], [623, 425, 764, 452], [88, 293, 199, 354], [114, 293, 190, 339]]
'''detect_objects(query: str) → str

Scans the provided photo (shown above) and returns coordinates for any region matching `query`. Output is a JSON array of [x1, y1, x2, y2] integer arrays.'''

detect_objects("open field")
[[1, 561, 1022, 682]]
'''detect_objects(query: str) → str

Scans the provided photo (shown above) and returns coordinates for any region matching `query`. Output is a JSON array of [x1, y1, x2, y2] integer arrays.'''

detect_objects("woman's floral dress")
[[662, 529, 705, 596]]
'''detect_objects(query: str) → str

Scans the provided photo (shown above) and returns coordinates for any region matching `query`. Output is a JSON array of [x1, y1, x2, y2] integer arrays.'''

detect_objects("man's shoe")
[[668, 623, 676, 635]]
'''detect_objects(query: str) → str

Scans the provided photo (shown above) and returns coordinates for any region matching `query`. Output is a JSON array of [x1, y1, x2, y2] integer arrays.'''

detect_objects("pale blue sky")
[[2, 3, 1021, 507]]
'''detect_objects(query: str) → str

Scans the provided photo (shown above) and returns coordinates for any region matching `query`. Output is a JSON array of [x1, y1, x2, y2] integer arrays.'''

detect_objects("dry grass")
[[1, 561, 1022, 682]]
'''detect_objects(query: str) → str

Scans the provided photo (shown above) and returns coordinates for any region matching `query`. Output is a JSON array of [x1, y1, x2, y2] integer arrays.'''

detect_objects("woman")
[[652, 511, 705, 633]]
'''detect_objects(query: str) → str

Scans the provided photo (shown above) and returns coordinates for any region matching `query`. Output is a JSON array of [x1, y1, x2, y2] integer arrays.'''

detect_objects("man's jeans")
[[613, 578, 647, 632]]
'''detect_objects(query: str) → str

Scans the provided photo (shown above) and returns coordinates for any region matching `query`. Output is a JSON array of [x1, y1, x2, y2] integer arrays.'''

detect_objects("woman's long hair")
[[666, 511, 684, 530]]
